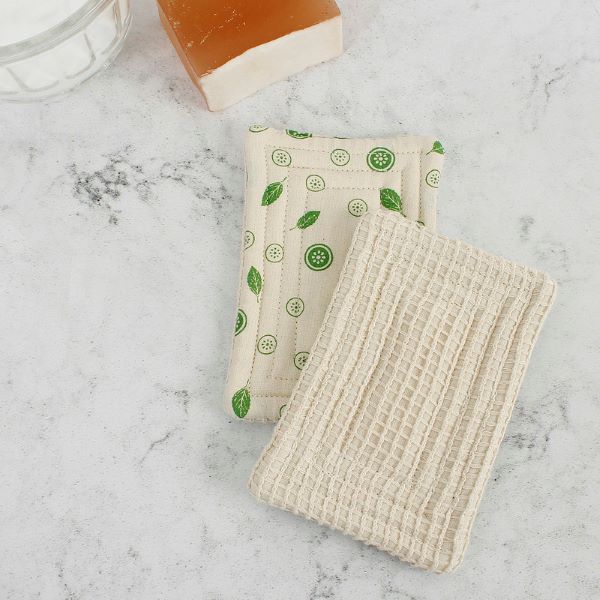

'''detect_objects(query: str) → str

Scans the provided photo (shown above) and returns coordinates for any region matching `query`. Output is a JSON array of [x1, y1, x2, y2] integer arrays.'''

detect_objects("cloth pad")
[[225, 127, 445, 421], [249, 210, 556, 572]]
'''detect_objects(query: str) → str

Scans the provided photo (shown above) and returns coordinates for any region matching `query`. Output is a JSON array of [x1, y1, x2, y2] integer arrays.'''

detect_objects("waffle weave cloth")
[[225, 127, 445, 421], [249, 209, 556, 572]]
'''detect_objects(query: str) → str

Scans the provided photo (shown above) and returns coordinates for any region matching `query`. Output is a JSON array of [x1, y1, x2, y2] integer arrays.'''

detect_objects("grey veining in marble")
[[1, 0, 599, 598]]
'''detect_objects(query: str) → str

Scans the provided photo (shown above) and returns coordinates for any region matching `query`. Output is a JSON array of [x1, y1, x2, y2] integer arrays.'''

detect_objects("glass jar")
[[0, 0, 132, 102]]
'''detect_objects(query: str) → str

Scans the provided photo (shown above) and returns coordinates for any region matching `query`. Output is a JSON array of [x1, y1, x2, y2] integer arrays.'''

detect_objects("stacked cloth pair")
[[225, 127, 556, 572]]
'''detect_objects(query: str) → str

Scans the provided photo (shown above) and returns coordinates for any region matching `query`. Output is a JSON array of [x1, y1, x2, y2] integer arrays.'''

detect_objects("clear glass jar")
[[0, 0, 131, 102]]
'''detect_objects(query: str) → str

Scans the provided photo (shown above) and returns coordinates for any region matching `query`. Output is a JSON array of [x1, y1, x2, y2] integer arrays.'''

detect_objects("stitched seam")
[[263, 145, 410, 383], [259, 148, 408, 384], [266, 162, 290, 380], [246, 148, 284, 394]]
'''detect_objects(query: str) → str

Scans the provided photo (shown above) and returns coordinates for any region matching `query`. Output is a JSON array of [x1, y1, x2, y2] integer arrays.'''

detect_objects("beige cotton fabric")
[[249, 210, 556, 572], [225, 127, 445, 421]]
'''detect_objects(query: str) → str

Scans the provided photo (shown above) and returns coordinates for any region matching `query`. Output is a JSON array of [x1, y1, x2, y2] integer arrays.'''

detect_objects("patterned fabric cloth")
[[249, 210, 556, 572], [225, 127, 445, 421]]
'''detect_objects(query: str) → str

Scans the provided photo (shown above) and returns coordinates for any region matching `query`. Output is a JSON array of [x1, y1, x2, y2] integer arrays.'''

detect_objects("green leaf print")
[[261, 178, 286, 206], [426, 141, 445, 155], [380, 188, 403, 213], [232, 387, 251, 418], [290, 210, 320, 230], [247, 266, 262, 301]]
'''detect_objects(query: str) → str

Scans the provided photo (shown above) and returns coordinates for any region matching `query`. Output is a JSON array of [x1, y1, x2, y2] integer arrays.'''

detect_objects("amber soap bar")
[[156, 0, 343, 111]]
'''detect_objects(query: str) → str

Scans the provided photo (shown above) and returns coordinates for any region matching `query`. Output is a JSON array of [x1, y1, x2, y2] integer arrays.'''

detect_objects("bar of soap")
[[156, 0, 343, 111]]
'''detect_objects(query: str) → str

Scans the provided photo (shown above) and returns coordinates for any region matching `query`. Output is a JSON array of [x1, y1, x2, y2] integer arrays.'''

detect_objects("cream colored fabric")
[[249, 210, 556, 572], [225, 127, 445, 421]]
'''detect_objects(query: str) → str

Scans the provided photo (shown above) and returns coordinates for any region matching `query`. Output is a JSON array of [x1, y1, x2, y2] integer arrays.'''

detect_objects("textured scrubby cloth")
[[225, 127, 445, 421], [249, 209, 556, 572]]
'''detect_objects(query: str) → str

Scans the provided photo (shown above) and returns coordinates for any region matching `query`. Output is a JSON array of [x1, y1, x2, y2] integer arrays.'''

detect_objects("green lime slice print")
[[248, 125, 268, 132], [235, 309, 247, 335], [272, 149, 292, 167], [232, 387, 251, 418], [294, 351, 309, 370], [265, 243, 284, 263], [244, 230, 255, 249], [306, 174, 325, 192], [286, 297, 304, 317], [304, 244, 333, 271], [330, 149, 350, 166], [286, 129, 312, 139], [367, 147, 395, 172], [348, 199, 368, 217], [279, 404, 287, 417], [426, 141, 444, 155], [425, 169, 440, 188], [257, 334, 277, 355]]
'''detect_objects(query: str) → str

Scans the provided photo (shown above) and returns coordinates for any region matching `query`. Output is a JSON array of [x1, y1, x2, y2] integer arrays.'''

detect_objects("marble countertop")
[[1, 0, 599, 598]]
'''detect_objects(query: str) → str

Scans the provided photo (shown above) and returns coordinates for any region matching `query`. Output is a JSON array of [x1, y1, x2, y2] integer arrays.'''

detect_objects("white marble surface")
[[1, 0, 600, 597]]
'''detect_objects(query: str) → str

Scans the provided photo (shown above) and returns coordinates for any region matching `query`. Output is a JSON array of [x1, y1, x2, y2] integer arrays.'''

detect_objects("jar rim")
[[0, 0, 119, 63]]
